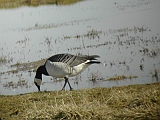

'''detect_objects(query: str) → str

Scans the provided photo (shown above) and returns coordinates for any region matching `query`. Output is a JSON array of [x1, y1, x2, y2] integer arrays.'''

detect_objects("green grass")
[[0, 82, 160, 119]]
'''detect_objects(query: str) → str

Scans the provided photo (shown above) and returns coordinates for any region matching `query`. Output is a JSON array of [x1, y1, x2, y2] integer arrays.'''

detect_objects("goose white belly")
[[45, 60, 91, 78], [69, 62, 90, 77], [45, 60, 72, 78]]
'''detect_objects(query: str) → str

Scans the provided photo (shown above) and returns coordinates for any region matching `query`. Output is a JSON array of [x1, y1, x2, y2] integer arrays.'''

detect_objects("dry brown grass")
[[0, 82, 160, 119], [108, 75, 138, 80], [0, 0, 82, 9]]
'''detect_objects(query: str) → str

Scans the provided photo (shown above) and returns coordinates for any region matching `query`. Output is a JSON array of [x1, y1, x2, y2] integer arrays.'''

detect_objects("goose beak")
[[37, 85, 40, 91]]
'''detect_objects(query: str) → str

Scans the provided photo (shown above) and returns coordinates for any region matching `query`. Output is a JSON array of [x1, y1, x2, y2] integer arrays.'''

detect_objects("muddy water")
[[0, 0, 160, 95]]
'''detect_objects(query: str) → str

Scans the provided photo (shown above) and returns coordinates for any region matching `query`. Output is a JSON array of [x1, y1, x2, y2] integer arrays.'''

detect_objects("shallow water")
[[0, 0, 160, 95]]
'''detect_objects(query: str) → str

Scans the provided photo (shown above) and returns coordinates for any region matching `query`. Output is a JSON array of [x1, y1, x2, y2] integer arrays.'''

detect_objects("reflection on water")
[[0, 0, 160, 95]]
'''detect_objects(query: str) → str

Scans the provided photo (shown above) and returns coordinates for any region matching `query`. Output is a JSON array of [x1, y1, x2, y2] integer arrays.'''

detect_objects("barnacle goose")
[[34, 53, 100, 91]]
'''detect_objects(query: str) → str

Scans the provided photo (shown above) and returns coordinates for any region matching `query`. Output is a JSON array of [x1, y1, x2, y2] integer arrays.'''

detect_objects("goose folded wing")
[[47, 53, 100, 67]]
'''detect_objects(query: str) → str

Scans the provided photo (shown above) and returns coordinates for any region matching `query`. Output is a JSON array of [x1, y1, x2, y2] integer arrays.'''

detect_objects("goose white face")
[[34, 78, 42, 91]]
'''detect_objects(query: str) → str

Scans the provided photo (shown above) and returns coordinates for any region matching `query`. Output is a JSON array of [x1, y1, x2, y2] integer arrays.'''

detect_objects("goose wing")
[[47, 53, 99, 67]]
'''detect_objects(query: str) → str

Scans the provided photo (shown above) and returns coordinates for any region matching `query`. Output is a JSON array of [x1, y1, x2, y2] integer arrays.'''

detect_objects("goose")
[[34, 53, 100, 91]]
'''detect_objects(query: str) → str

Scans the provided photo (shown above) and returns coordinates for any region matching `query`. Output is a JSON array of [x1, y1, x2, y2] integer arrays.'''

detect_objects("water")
[[0, 0, 160, 95]]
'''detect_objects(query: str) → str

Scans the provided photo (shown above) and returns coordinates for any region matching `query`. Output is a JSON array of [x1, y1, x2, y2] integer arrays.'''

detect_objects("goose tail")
[[86, 55, 101, 64], [86, 60, 101, 64]]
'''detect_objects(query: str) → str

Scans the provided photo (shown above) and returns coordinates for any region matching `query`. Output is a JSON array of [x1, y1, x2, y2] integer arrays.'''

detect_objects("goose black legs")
[[62, 77, 73, 90]]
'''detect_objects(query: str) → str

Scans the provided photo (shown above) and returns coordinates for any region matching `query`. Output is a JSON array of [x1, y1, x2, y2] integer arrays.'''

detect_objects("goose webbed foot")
[[70, 87, 73, 91], [61, 88, 65, 91]]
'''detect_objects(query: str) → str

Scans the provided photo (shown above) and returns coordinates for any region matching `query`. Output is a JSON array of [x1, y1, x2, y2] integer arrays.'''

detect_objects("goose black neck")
[[35, 65, 49, 79]]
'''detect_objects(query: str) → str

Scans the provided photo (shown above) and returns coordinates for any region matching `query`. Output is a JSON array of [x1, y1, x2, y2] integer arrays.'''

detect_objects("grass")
[[0, 82, 159, 119], [0, 55, 7, 64], [108, 75, 138, 80], [0, 0, 83, 9], [0, 55, 13, 65]]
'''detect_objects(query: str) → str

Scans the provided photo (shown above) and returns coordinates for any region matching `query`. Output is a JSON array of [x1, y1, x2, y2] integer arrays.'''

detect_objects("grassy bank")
[[0, 83, 160, 119], [0, 0, 82, 9]]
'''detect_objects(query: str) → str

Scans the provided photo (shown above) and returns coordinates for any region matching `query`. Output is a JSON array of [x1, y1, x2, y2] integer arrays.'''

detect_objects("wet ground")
[[0, 0, 160, 95]]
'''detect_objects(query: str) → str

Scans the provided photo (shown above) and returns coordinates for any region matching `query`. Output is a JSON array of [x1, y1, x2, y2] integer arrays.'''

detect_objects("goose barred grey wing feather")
[[47, 53, 100, 67]]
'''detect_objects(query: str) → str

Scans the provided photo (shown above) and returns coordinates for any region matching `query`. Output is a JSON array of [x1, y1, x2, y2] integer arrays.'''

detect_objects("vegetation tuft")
[[0, 83, 159, 119]]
